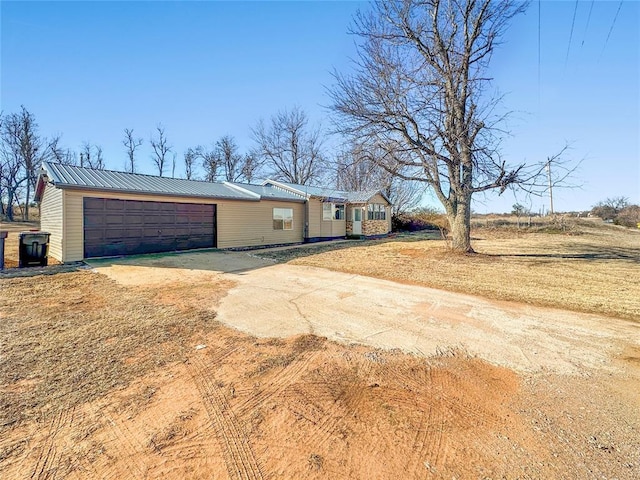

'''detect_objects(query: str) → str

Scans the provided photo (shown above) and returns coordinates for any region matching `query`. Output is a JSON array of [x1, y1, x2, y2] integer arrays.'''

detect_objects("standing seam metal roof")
[[40, 162, 261, 201], [228, 183, 305, 202], [265, 180, 389, 204]]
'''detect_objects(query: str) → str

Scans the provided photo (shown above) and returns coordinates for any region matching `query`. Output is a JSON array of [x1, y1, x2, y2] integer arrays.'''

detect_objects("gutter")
[[50, 184, 262, 202]]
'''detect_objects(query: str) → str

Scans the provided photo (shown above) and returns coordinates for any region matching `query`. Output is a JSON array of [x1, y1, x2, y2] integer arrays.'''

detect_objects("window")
[[273, 208, 293, 230], [322, 203, 332, 221], [367, 204, 387, 221], [322, 203, 345, 221]]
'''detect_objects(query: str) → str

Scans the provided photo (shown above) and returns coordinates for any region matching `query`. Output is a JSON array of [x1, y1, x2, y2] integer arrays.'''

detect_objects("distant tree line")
[[590, 197, 640, 228], [1, 105, 423, 222]]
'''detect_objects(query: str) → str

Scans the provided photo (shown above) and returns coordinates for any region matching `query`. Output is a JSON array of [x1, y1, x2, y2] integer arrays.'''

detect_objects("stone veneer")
[[346, 220, 354, 235], [347, 219, 389, 236], [362, 219, 389, 236]]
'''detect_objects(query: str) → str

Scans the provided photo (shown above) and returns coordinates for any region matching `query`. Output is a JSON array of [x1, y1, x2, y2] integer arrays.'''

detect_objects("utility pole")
[[546, 158, 554, 215]]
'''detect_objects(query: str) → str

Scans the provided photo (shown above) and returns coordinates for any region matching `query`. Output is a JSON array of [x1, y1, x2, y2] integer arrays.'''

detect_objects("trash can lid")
[[19, 231, 51, 240]]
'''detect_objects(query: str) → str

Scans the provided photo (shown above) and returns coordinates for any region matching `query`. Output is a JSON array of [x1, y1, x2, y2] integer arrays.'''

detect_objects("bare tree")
[[239, 151, 262, 184], [80, 142, 105, 169], [335, 141, 422, 214], [183, 148, 198, 180], [591, 196, 630, 220], [171, 152, 177, 178], [0, 114, 5, 216], [47, 135, 77, 165], [329, 0, 574, 252], [253, 106, 325, 185], [0, 107, 45, 220], [150, 125, 172, 177], [123, 128, 143, 173], [0, 114, 24, 220], [198, 145, 219, 182], [93, 145, 105, 170], [215, 135, 243, 182], [184, 141, 261, 183]]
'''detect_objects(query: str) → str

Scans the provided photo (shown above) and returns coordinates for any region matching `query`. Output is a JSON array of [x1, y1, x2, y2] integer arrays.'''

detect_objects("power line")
[[564, 0, 579, 69], [580, 0, 595, 48], [600, 0, 624, 61]]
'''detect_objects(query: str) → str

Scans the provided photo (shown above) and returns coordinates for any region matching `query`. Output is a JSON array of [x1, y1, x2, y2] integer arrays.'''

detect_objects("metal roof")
[[38, 162, 258, 201], [227, 182, 305, 202], [264, 180, 390, 204]]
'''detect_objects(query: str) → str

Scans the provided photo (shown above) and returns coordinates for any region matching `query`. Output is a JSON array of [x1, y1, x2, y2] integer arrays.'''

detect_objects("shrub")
[[392, 207, 448, 233], [614, 205, 640, 228]]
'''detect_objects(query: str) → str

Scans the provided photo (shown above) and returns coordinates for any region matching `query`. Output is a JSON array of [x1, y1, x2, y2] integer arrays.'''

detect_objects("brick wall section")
[[346, 220, 353, 235], [362, 220, 389, 236]]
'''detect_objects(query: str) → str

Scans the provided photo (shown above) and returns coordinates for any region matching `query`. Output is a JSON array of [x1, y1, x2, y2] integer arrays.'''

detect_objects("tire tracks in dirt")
[[233, 350, 320, 419], [187, 353, 264, 480], [98, 408, 148, 480], [29, 406, 75, 480]]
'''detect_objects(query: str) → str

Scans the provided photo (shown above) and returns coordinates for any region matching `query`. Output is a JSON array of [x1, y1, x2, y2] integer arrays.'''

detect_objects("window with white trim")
[[322, 203, 345, 221], [367, 204, 387, 221], [273, 208, 293, 230]]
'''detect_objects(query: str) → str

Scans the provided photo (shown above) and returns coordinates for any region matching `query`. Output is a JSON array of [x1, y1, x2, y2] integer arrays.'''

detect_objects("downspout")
[[304, 200, 309, 242]]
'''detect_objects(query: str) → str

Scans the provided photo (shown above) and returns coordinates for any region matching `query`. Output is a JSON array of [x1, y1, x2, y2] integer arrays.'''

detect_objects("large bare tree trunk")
[[447, 198, 473, 253]]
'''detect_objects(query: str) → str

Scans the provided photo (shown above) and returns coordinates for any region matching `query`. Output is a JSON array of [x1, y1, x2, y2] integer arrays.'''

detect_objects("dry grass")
[[0, 271, 225, 428], [262, 219, 640, 321], [1, 217, 639, 479]]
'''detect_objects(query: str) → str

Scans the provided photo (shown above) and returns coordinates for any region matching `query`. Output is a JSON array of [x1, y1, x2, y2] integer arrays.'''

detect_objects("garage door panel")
[[84, 229, 103, 241], [125, 215, 145, 225], [190, 226, 212, 236], [83, 198, 216, 258], [105, 200, 125, 211], [105, 228, 127, 239], [156, 229, 176, 237], [84, 197, 105, 210], [143, 227, 161, 236], [105, 214, 125, 225], [84, 215, 104, 227], [175, 203, 195, 213]]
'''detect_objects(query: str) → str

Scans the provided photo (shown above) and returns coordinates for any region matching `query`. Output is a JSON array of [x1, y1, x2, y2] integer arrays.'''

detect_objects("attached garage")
[[83, 198, 217, 258], [35, 162, 306, 263]]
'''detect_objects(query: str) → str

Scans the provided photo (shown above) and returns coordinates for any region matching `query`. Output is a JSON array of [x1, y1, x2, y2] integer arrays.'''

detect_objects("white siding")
[[39, 184, 64, 262]]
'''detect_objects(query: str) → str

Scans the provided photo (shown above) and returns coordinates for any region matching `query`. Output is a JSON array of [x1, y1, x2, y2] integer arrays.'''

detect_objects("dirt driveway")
[[3, 248, 637, 479], [91, 249, 640, 376]]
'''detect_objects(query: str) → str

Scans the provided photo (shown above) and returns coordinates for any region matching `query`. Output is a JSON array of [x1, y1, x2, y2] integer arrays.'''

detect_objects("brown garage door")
[[83, 198, 216, 258]]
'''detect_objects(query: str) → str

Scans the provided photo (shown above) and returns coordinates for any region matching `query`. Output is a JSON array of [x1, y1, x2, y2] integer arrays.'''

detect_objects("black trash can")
[[19, 231, 50, 268], [0, 231, 7, 270]]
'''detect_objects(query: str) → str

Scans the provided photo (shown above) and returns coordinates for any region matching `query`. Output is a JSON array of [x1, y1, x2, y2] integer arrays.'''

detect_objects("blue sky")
[[1, 0, 638, 213]]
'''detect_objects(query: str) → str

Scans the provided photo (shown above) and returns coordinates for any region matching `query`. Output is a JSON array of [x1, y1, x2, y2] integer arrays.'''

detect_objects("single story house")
[[35, 162, 392, 263], [261, 180, 392, 241]]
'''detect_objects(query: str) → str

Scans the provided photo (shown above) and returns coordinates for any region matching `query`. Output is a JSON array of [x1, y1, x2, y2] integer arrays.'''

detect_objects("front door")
[[352, 207, 362, 235]]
